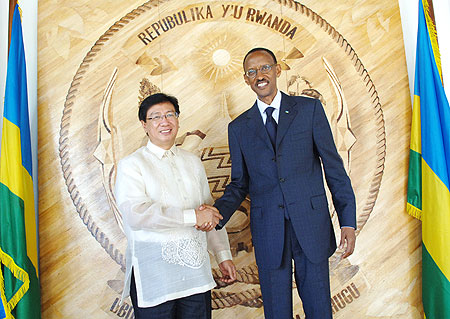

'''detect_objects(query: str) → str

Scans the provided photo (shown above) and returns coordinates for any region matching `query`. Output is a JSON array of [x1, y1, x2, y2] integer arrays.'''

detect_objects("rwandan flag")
[[0, 4, 41, 319], [407, 0, 450, 317]]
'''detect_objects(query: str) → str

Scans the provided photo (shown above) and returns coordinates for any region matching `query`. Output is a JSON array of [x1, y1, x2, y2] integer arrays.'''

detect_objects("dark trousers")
[[130, 270, 212, 319], [258, 219, 332, 319]]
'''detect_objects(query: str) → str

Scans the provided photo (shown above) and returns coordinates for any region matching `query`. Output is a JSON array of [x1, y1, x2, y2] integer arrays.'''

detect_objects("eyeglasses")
[[245, 64, 277, 78], [147, 111, 179, 123]]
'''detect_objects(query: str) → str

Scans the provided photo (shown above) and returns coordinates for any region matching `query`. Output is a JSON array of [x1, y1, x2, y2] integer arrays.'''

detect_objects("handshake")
[[195, 204, 223, 232]]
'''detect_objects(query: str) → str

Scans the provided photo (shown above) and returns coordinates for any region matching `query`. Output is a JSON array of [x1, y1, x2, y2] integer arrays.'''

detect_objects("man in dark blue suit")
[[201, 48, 356, 318]]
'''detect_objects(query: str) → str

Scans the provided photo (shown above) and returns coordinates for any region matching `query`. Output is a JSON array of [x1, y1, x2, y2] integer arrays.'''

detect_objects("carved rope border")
[[59, 0, 386, 273]]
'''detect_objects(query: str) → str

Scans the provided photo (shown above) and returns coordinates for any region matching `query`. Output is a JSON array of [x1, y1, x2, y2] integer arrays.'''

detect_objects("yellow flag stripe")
[[0, 118, 38, 276], [23, 173, 38, 277], [410, 95, 421, 154], [422, 160, 450, 281], [0, 119, 23, 198]]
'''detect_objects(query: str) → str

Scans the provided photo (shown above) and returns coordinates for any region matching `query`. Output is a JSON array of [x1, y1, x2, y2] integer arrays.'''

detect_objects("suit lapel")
[[246, 102, 274, 151], [276, 93, 298, 148]]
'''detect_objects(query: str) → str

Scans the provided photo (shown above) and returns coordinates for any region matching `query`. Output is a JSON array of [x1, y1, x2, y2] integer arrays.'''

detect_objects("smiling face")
[[141, 101, 179, 150], [243, 50, 281, 105]]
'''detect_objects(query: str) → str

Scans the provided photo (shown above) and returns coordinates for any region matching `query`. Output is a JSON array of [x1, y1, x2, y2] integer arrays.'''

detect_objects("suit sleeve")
[[312, 99, 357, 229], [214, 122, 250, 229]]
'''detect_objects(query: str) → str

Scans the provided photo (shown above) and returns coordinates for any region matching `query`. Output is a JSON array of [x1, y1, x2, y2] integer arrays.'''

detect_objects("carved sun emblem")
[[194, 34, 244, 83]]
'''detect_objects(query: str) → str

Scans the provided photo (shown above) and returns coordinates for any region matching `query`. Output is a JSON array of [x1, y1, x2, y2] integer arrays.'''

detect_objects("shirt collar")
[[146, 140, 178, 159], [256, 90, 282, 114]]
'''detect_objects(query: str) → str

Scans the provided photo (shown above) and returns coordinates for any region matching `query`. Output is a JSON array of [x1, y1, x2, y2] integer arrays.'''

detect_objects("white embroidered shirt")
[[114, 141, 232, 307]]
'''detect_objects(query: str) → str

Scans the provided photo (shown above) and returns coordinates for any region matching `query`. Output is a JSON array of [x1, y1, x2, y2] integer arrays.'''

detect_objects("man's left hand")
[[218, 260, 237, 284], [339, 227, 356, 259]]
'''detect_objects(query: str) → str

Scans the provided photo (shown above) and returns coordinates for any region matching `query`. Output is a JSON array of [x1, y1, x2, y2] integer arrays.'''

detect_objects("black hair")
[[138, 93, 180, 122], [243, 47, 277, 69]]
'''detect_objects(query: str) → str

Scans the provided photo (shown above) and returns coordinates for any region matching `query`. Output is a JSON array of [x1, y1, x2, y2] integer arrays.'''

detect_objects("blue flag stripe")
[[0, 299, 6, 319], [415, 0, 450, 190], [4, 5, 32, 176]]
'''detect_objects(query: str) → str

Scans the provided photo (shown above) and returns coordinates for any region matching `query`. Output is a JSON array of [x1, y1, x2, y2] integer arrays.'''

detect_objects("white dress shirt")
[[114, 140, 232, 307], [257, 90, 282, 124]]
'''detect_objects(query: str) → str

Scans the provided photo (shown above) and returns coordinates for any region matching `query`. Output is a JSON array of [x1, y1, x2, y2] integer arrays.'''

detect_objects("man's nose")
[[255, 71, 265, 79], [160, 116, 170, 124]]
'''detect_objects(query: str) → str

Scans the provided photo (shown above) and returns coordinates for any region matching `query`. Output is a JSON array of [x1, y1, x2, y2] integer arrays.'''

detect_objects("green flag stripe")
[[0, 183, 27, 265], [0, 183, 40, 318], [407, 149, 422, 210], [423, 242, 450, 318]]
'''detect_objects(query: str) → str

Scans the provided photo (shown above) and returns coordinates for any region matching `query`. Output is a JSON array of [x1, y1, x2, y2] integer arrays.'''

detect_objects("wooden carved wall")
[[38, 0, 421, 318]]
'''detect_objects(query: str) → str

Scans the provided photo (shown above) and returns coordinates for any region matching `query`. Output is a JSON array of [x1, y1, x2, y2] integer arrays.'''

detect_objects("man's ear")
[[243, 74, 250, 86], [275, 64, 282, 78], [141, 120, 149, 136]]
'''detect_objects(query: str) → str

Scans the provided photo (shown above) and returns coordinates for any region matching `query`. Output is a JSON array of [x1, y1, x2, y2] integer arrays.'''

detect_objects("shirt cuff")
[[341, 226, 355, 229], [183, 209, 197, 226], [215, 250, 233, 264]]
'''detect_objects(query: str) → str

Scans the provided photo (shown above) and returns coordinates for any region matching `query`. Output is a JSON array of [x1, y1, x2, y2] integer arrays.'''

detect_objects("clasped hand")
[[195, 204, 222, 232]]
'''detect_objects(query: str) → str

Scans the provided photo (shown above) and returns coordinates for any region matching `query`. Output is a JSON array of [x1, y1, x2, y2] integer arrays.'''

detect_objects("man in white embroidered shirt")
[[114, 93, 236, 319]]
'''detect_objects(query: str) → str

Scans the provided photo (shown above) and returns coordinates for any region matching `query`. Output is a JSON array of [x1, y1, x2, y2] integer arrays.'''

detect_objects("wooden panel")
[[38, 0, 421, 317]]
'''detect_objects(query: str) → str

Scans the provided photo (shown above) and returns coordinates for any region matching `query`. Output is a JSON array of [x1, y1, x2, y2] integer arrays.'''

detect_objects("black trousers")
[[130, 270, 212, 319]]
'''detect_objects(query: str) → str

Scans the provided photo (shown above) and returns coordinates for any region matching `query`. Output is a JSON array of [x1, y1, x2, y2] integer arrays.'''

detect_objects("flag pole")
[[8, 0, 18, 54]]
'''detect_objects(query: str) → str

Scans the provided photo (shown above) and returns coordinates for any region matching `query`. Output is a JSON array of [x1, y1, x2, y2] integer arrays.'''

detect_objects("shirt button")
[[279, 204, 285, 209], [279, 178, 285, 182]]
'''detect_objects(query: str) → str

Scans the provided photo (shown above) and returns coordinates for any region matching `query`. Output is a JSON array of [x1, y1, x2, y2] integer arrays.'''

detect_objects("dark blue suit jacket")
[[215, 92, 356, 269]]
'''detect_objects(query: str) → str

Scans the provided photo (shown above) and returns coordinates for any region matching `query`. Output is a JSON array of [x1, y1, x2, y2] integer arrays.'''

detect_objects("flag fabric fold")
[[0, 4, 41, 319], [407, 0, 450, 318]]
